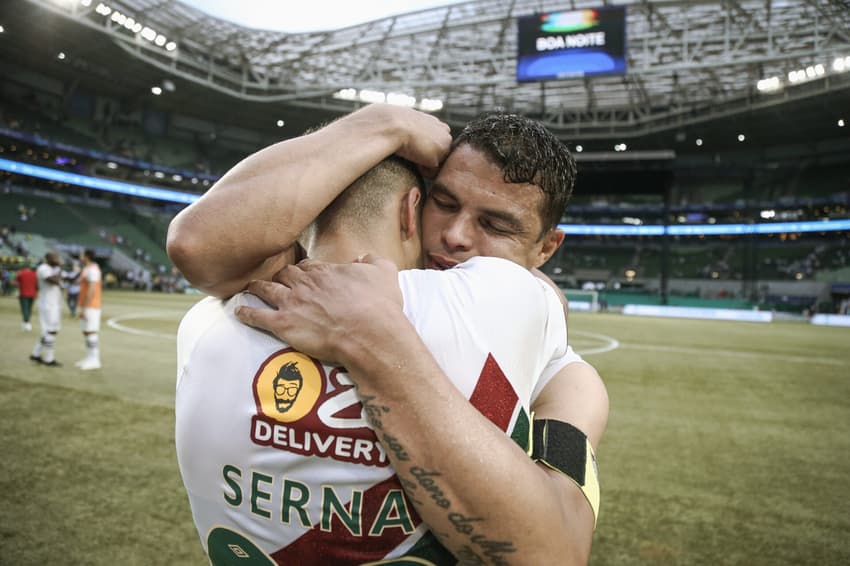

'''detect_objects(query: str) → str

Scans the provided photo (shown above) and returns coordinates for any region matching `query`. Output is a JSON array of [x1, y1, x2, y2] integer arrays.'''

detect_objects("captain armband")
[[529, 418, 600, 527]]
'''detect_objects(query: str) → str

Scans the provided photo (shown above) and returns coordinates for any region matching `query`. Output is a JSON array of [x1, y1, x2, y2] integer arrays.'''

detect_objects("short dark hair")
[[452, 112, 576, 237], [83, 249, 96, 261], [312, 156, 424, 237]]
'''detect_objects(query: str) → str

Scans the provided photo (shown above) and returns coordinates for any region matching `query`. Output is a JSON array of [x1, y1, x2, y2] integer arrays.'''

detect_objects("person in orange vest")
[[76, 249, 103, 370]]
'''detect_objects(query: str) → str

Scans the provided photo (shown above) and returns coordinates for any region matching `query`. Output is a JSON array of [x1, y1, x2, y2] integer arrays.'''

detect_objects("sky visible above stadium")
[[179, 0, 465, 32]]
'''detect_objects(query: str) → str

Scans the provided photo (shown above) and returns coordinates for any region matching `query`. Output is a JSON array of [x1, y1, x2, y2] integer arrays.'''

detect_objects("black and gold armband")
[[529, 418, 600, 526]]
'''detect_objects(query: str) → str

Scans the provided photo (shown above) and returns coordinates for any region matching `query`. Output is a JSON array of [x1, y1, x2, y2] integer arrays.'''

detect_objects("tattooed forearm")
[[449, 512, 483, 535], [358, 394, 518, 564], [470, 534, 516, 565], [360, 394, 390, 430], [380, 432, 410, 461], [456, 547, 487, 565], [411, 467, 450, 508], [451, 513, 516, 565]]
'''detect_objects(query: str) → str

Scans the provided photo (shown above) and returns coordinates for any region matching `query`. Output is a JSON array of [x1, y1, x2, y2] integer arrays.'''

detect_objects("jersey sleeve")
[[530, 345, 589, 404]]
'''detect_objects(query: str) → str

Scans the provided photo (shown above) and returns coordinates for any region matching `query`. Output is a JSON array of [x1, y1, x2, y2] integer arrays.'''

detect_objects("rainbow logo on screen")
[[540, 9, 599, 33], [517, 6, 627, 81]]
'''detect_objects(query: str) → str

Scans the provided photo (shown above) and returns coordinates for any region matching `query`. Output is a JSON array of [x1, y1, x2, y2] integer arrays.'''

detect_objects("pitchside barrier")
[[622, 304, 774, 323], [563, 289, 599, 312], [810, 314, 850, 327]]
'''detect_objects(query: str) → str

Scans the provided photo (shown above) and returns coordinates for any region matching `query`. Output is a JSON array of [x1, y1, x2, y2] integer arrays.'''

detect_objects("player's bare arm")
[[166, 104, 451, 299], [237, 257, 600, 565]]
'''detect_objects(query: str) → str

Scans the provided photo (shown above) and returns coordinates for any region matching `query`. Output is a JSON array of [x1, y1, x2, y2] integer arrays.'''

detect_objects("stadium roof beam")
[[24, 0, 850, 139]]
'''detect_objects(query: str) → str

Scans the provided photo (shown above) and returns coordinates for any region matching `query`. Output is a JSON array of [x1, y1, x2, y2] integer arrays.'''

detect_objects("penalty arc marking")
[[106, 311, 183, 340], [569, 330, 620, 356]]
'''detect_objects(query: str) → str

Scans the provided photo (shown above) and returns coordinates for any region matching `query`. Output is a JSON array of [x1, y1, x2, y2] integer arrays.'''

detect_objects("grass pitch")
[[1, 290, 849, 565]]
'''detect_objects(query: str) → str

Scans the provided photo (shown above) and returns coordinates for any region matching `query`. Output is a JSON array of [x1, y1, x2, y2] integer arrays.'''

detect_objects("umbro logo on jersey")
[[250, 348, 390, 467]]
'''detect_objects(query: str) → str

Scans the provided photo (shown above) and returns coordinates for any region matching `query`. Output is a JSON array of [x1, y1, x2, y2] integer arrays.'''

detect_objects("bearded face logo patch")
[[250, 348, 389, 467], [272, 361, 305, 414], [254, 350, 322, 423]]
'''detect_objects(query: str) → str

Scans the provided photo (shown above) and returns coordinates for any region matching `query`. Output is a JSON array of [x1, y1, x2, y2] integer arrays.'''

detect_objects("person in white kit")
[[76, 248, 103, 370], [30, 251, 64, 367], [175, 157, 571, 564], [169, 104, 606, 563]]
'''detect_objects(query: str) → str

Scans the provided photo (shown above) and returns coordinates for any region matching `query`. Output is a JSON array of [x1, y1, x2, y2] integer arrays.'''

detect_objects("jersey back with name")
[[175, 257, 566, 565]]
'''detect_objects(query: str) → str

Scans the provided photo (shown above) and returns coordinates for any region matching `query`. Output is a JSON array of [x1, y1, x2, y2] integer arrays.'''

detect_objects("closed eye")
[[481, 218, 514, 235], [431, 195, 458, 212]]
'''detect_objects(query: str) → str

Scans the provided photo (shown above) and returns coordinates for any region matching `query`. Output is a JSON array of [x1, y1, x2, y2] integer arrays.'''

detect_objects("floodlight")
[[386, 92, 416, 107], [418, 98, 443, 112], [359, 89, 386, 104], [333, 88, 357, 100], [756, 76, 781, 92]]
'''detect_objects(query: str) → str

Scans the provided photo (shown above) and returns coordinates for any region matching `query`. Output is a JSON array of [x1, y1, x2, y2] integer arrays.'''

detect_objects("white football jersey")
[[36, 263, 62, 309], [175, 257, 568, 565]]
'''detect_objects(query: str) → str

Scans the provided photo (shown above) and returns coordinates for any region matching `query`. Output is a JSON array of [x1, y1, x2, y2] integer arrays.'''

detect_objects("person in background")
[[63, 260, 81, 317], [15, 262, 37, 331], [30, 252, 63, 366], [76, 249, 103, 371]]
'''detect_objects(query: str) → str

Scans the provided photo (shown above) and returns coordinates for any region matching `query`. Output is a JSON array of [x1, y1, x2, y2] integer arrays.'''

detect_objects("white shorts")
[[38, 302, 61, 333], [80, 308, 102, 333]]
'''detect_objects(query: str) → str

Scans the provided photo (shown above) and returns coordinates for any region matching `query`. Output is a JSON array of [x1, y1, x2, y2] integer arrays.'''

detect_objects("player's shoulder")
[[454, 257, 550, 301], [454, 256, 533, 279], [177, 295, 229, 368], [435, 256, 540, 293], [179, 296, 224, 333], [179, 292, 268, 339]]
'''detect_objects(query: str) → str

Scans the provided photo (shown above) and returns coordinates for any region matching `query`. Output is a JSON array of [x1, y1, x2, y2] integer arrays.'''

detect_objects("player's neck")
[[310, 234, 401, 267]]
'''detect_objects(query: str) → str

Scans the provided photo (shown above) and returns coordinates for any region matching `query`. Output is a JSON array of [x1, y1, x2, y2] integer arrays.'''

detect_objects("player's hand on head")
[[398, 113, 452, 177], [372, 105, 451, 175]]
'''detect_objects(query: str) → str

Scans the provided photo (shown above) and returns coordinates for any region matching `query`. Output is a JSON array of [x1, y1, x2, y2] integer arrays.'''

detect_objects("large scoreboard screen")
[[517, 6, 627, 82]]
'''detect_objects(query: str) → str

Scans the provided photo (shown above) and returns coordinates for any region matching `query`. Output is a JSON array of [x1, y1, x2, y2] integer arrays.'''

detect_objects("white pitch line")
[[107, 313, 842, 367], [106, 311, 183, 340], [570, 330, 620, 355], [617, 342, 847, 366]]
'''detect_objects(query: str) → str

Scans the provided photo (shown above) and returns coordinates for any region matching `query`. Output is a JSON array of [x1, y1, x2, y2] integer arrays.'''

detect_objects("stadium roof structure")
[[4, 0, 850, 150]]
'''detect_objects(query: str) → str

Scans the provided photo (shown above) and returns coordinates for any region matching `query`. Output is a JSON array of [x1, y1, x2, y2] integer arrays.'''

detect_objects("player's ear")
[[400, 186, 421, 241], [533, 228, 565, 268]]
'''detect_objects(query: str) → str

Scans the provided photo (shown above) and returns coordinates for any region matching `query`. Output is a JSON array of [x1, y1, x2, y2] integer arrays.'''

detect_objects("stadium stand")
[[0, 0, 847, 312]]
